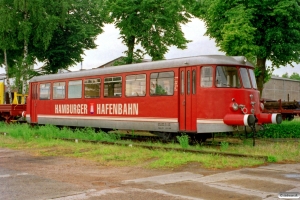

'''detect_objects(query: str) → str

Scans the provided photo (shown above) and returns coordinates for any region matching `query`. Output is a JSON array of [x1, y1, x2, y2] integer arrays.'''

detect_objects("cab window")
[[240, 68, 251, 88], [201, 66, 213, 87], [216, 66, 241, 88]]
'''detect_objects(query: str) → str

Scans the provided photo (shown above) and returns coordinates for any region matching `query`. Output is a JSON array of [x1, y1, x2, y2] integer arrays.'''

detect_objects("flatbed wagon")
[[0, 104, 26, 123], [262, 99, 300, 121]]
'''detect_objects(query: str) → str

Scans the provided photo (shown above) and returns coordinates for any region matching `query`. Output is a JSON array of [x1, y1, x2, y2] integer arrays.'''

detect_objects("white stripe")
[[197, 119, 224, 124], [271, 114, 277, 124], [37, 115, 178, 122], [243, 114, 249, 126]]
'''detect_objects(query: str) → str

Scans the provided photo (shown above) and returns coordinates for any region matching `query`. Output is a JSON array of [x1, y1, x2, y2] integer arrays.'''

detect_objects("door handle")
[[183, 100, 186, 106]]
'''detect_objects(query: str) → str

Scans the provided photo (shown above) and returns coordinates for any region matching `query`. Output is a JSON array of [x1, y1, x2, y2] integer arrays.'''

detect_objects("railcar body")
[[24, 55, 282, 138]]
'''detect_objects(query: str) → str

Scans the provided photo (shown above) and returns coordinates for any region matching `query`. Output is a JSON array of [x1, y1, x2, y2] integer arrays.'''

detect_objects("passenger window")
[[240, 68, 251, 88], [104, 76, 122, 97], [216, 66, 241, 88], [84, 78, 100, 98], [39, 83, 51, 100], [53, 82, 65, 99], [126, 74, 146, 97], [201, 66, 213, 87], [68, 80, 82, 99], [150, 71, 174, 96]]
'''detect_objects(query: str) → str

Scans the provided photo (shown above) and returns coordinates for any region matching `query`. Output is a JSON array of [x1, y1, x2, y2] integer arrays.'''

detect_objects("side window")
[[104, 76, 122, 97], [126, 74, 146, 97], [84, 78, 100, 98], [201, 66, 213, 87], [150, 71, 174, 96], [68, 80, 82, 99], [53, 82, 65, 99], [39, 83, 51, 100]]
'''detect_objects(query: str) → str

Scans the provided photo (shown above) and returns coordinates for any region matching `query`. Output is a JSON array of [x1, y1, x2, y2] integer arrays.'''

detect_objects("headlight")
[[260, 102, 264, 111], [231, 102, 239, 111]]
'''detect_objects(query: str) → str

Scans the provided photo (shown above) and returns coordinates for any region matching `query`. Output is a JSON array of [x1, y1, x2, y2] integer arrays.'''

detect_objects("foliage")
[[282, 72, 289, 78], [107, 0, 191, 64], [257, 120, 300, 138], [176, 133, 189, 149], [0, 0, 108, 78], [194, 0, 300, 95], [289, 72, 300, 81]]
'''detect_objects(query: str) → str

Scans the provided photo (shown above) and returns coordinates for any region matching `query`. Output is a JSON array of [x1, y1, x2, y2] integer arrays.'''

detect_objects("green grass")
[[0, 122, 299, 169]]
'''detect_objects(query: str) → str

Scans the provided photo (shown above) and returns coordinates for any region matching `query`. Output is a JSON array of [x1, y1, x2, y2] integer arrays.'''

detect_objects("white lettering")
[[123, 104, 127, 115], [133, 103, 138, 115], [97, 104, 101, 114], [118, 104, 122, 114], [54, 103, 138, 115], [128, 104, 132, 115]]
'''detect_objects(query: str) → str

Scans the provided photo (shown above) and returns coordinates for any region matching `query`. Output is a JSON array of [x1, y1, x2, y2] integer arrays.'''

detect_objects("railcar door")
[[30, 83, 38, 123], [179, 67, 197, 132]]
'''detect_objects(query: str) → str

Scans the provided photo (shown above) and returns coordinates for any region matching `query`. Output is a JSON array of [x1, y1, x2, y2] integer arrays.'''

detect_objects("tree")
[[192, 0, 300, 95], [282, 72, 289, 78], [108, 0, 191, 64], [33, 0, 108, 74], [0, 0, 107, 100], [289, 72, 300, 81]]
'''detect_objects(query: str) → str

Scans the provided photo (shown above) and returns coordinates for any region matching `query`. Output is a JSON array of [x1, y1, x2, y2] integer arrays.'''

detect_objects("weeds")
[[176, 133, 189, 149]]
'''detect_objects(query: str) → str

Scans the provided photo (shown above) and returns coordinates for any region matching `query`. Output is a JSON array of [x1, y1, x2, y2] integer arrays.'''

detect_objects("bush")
[[257, 120, 300, 138]]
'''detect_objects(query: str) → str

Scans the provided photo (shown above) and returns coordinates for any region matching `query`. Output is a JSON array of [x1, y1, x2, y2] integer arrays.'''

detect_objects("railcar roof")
[[30, 55, 254, 82]]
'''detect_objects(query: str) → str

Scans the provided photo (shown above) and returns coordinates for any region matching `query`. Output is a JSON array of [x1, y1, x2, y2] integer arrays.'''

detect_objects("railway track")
[[0, 132, 269, 161]]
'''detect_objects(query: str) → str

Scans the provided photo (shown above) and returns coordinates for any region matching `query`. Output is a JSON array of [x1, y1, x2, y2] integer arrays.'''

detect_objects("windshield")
[[248, 69, 257, 89], [240, 68, 251, 88], [216, 66, 241, 88]]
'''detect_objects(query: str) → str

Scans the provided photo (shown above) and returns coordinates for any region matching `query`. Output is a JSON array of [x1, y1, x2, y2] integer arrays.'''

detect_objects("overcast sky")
[[1, 18, 299, 76]]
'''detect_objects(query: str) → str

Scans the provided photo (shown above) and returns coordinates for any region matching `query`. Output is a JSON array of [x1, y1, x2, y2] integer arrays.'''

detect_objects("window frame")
[[125, 74, 146, 97], [39, 83, 51, 100], [150, 71, 175, 96], [68, 80, 83, 99], [84, 78, 101, 98]]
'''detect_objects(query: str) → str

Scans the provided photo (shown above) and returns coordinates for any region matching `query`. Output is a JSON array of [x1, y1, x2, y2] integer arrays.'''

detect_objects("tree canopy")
[[192, 0, 300, 95], [108, 0, 191, 64]]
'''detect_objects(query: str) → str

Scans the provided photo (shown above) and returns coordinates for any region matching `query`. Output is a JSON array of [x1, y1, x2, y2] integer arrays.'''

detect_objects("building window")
[[84, 78, 100, 98], [126, 74, 146, 97], [201, 66, 213, 87], [39, 83, 50, 100], [150, 71, 174, 96], [104, 76, 122, 97], [53, 82, 65, 99], [68, 80, 82, 99]]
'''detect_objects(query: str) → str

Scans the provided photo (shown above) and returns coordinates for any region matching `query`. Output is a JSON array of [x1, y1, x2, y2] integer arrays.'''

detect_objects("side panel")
[[30, 83, 38, 123]]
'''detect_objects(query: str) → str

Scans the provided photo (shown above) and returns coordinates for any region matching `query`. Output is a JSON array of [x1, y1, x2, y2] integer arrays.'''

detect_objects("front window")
[[216, 66, 241, 88], [248, 69, 257, 89], [240, 68, 251, 88]]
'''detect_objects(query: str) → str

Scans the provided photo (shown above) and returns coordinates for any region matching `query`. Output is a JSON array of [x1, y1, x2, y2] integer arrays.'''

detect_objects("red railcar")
[[24, 55, 282, 140]]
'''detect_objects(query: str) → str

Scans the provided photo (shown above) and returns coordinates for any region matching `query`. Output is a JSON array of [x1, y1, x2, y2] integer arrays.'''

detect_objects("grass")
[[0, 122, 299, 169]]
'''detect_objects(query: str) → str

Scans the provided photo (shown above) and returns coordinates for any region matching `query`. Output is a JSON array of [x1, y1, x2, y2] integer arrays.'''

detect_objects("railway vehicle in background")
[[24, 55, 282, 141]]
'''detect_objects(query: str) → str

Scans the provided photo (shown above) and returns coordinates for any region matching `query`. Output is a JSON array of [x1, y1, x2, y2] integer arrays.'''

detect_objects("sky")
[[1, 18, 299, 76]]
